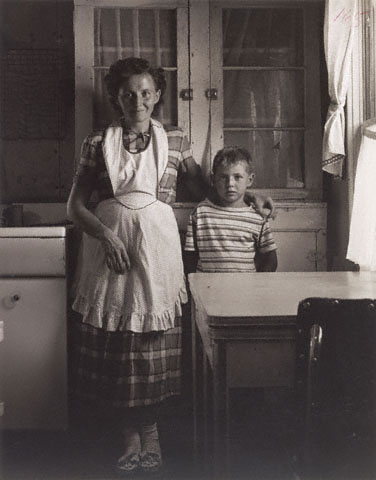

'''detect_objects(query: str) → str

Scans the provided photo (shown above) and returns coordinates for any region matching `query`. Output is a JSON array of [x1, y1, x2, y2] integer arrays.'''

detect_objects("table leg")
[[191, 300, 199, 465], [203, 347, 211, 465], [212, 339, 230, 478]]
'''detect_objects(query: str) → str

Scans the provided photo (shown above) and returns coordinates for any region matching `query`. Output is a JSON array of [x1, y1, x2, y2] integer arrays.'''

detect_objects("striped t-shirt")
[[184, 198, 277, 272]]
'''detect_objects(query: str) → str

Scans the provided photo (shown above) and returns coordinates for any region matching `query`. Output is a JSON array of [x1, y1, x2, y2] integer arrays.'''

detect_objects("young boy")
[[184, 146, 277, 273]]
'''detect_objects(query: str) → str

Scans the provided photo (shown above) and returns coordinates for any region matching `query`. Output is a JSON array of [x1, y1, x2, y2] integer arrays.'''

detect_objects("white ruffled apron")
[[72, 120, 187, 333]]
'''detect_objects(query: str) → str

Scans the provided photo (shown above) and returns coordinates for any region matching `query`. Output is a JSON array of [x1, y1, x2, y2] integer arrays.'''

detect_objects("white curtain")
[[322, 0, 355, 177], [346, 118, 376, 270], [93, 8, 177, 129]]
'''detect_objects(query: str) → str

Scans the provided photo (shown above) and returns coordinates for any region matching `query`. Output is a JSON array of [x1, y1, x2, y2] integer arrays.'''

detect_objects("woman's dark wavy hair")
[[104, 57, 166, 115]]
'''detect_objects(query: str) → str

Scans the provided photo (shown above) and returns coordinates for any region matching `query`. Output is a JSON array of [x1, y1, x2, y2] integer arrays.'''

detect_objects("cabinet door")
[[189, 1, 323, 200], [0, 279, 67, 430], [212, 2, 322, 200], [74, 0, 189, 159], [274, 231, 319, 272]]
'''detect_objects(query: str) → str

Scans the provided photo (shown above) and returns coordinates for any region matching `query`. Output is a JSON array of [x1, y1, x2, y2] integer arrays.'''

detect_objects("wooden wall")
[[0, 0, 75, 203]]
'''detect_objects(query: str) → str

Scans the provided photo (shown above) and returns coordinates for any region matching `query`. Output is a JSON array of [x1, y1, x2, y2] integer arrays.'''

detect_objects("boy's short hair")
[[212, 146, 253, 174]]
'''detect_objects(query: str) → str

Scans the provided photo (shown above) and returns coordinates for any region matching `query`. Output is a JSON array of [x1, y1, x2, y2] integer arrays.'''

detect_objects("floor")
[[1, 397, 197, 480], [2, 392, 376, 480], [0, 388, 302, 480], [1, 390, 298, 480]]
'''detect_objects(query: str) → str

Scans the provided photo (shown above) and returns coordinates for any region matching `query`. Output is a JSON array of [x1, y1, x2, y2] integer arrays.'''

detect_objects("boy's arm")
[[255, 217, 277, 272], [183, 207, 199, 274], [255, 250, 278, 272], [183, 250, 199, 274]]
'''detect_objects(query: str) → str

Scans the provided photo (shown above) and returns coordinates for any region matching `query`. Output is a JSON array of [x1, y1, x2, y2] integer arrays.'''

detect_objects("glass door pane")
[[223, 70, 304, 128], [93, 8, 178, 129], [211, 6, 306, 190], [223, 8, 303, 67]]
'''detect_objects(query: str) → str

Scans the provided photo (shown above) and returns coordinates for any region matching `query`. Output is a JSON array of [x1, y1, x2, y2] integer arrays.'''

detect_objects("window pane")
[[95, 9, 118, 56], [224, 70, 304, 128], [159, 70, 177, 126], [223, 8, 303, 67], [93, 69, 116, 129], [93, 8, 177, 129], [94, 8, 177, 67], [224, 130, 304, 188]]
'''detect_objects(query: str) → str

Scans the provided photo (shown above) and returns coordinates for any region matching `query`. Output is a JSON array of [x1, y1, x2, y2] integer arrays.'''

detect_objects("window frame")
[[74, 0, 189, 165], [207, 1, 323, 201]]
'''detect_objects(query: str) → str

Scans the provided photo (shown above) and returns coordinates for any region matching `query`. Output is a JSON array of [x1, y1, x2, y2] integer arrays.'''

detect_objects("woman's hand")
[[245, 192, 277, 219], [67, 182, 130, 274], [101, 229, 130, 274]]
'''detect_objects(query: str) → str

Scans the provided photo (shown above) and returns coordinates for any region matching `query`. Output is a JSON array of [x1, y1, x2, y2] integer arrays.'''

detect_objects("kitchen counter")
[[0, 226, 67, 277], [0, 226, 67, 237]]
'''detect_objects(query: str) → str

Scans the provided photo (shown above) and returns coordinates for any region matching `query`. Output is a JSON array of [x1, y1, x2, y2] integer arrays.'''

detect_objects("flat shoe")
[[139, 452, 162, 474], [116, 453, 140, 476]]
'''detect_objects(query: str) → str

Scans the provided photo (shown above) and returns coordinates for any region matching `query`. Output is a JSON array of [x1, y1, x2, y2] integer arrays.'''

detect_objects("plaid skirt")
[[71, 317, 182, 409]]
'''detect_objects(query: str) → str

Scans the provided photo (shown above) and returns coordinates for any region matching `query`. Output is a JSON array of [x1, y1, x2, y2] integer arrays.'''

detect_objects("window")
[[222, 8, 305, 189], [74, 0, 189, 159], [93, 8, 178, 128], [208, 3, 323, 199]]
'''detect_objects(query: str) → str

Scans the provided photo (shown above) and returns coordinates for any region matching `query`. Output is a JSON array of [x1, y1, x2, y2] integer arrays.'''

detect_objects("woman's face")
[[117, 73, 161, 127]]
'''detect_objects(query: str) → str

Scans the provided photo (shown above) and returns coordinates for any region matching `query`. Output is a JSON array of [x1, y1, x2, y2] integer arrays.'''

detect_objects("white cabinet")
[[0, 227, 66, 277], [0, 227, 68, 430], [0, 279, 67, 430]]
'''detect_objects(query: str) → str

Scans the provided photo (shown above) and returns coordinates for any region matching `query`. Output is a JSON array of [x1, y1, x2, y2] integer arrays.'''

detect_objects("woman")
[[68, 57, 274, 476]]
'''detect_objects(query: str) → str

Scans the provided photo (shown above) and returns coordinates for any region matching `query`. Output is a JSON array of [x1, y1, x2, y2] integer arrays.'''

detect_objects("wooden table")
[[188, 272, 376, 478]]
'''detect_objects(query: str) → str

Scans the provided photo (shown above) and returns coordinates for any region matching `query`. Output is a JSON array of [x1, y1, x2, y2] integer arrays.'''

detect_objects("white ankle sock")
[[119, 426, 141, 459], [140, 422, 161, 456]]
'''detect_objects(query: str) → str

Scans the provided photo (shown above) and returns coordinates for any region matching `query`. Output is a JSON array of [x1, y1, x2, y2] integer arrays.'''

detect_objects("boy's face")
[[213, 160, 255, 207]]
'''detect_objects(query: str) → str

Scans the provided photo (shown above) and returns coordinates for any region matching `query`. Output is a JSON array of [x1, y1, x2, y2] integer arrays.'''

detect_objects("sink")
[[0, 226, 66, 277]]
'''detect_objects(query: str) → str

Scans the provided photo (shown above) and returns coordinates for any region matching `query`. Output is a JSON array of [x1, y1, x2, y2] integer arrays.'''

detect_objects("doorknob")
[[205, 89, 218, 100]]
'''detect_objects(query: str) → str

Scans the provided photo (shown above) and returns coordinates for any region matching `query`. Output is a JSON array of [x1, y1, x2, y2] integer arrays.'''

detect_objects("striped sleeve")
[[73, 131, 104, 186], [257, 220, 277, 254], [165, 126, 195, 173], [180, 134, 195, 174]]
